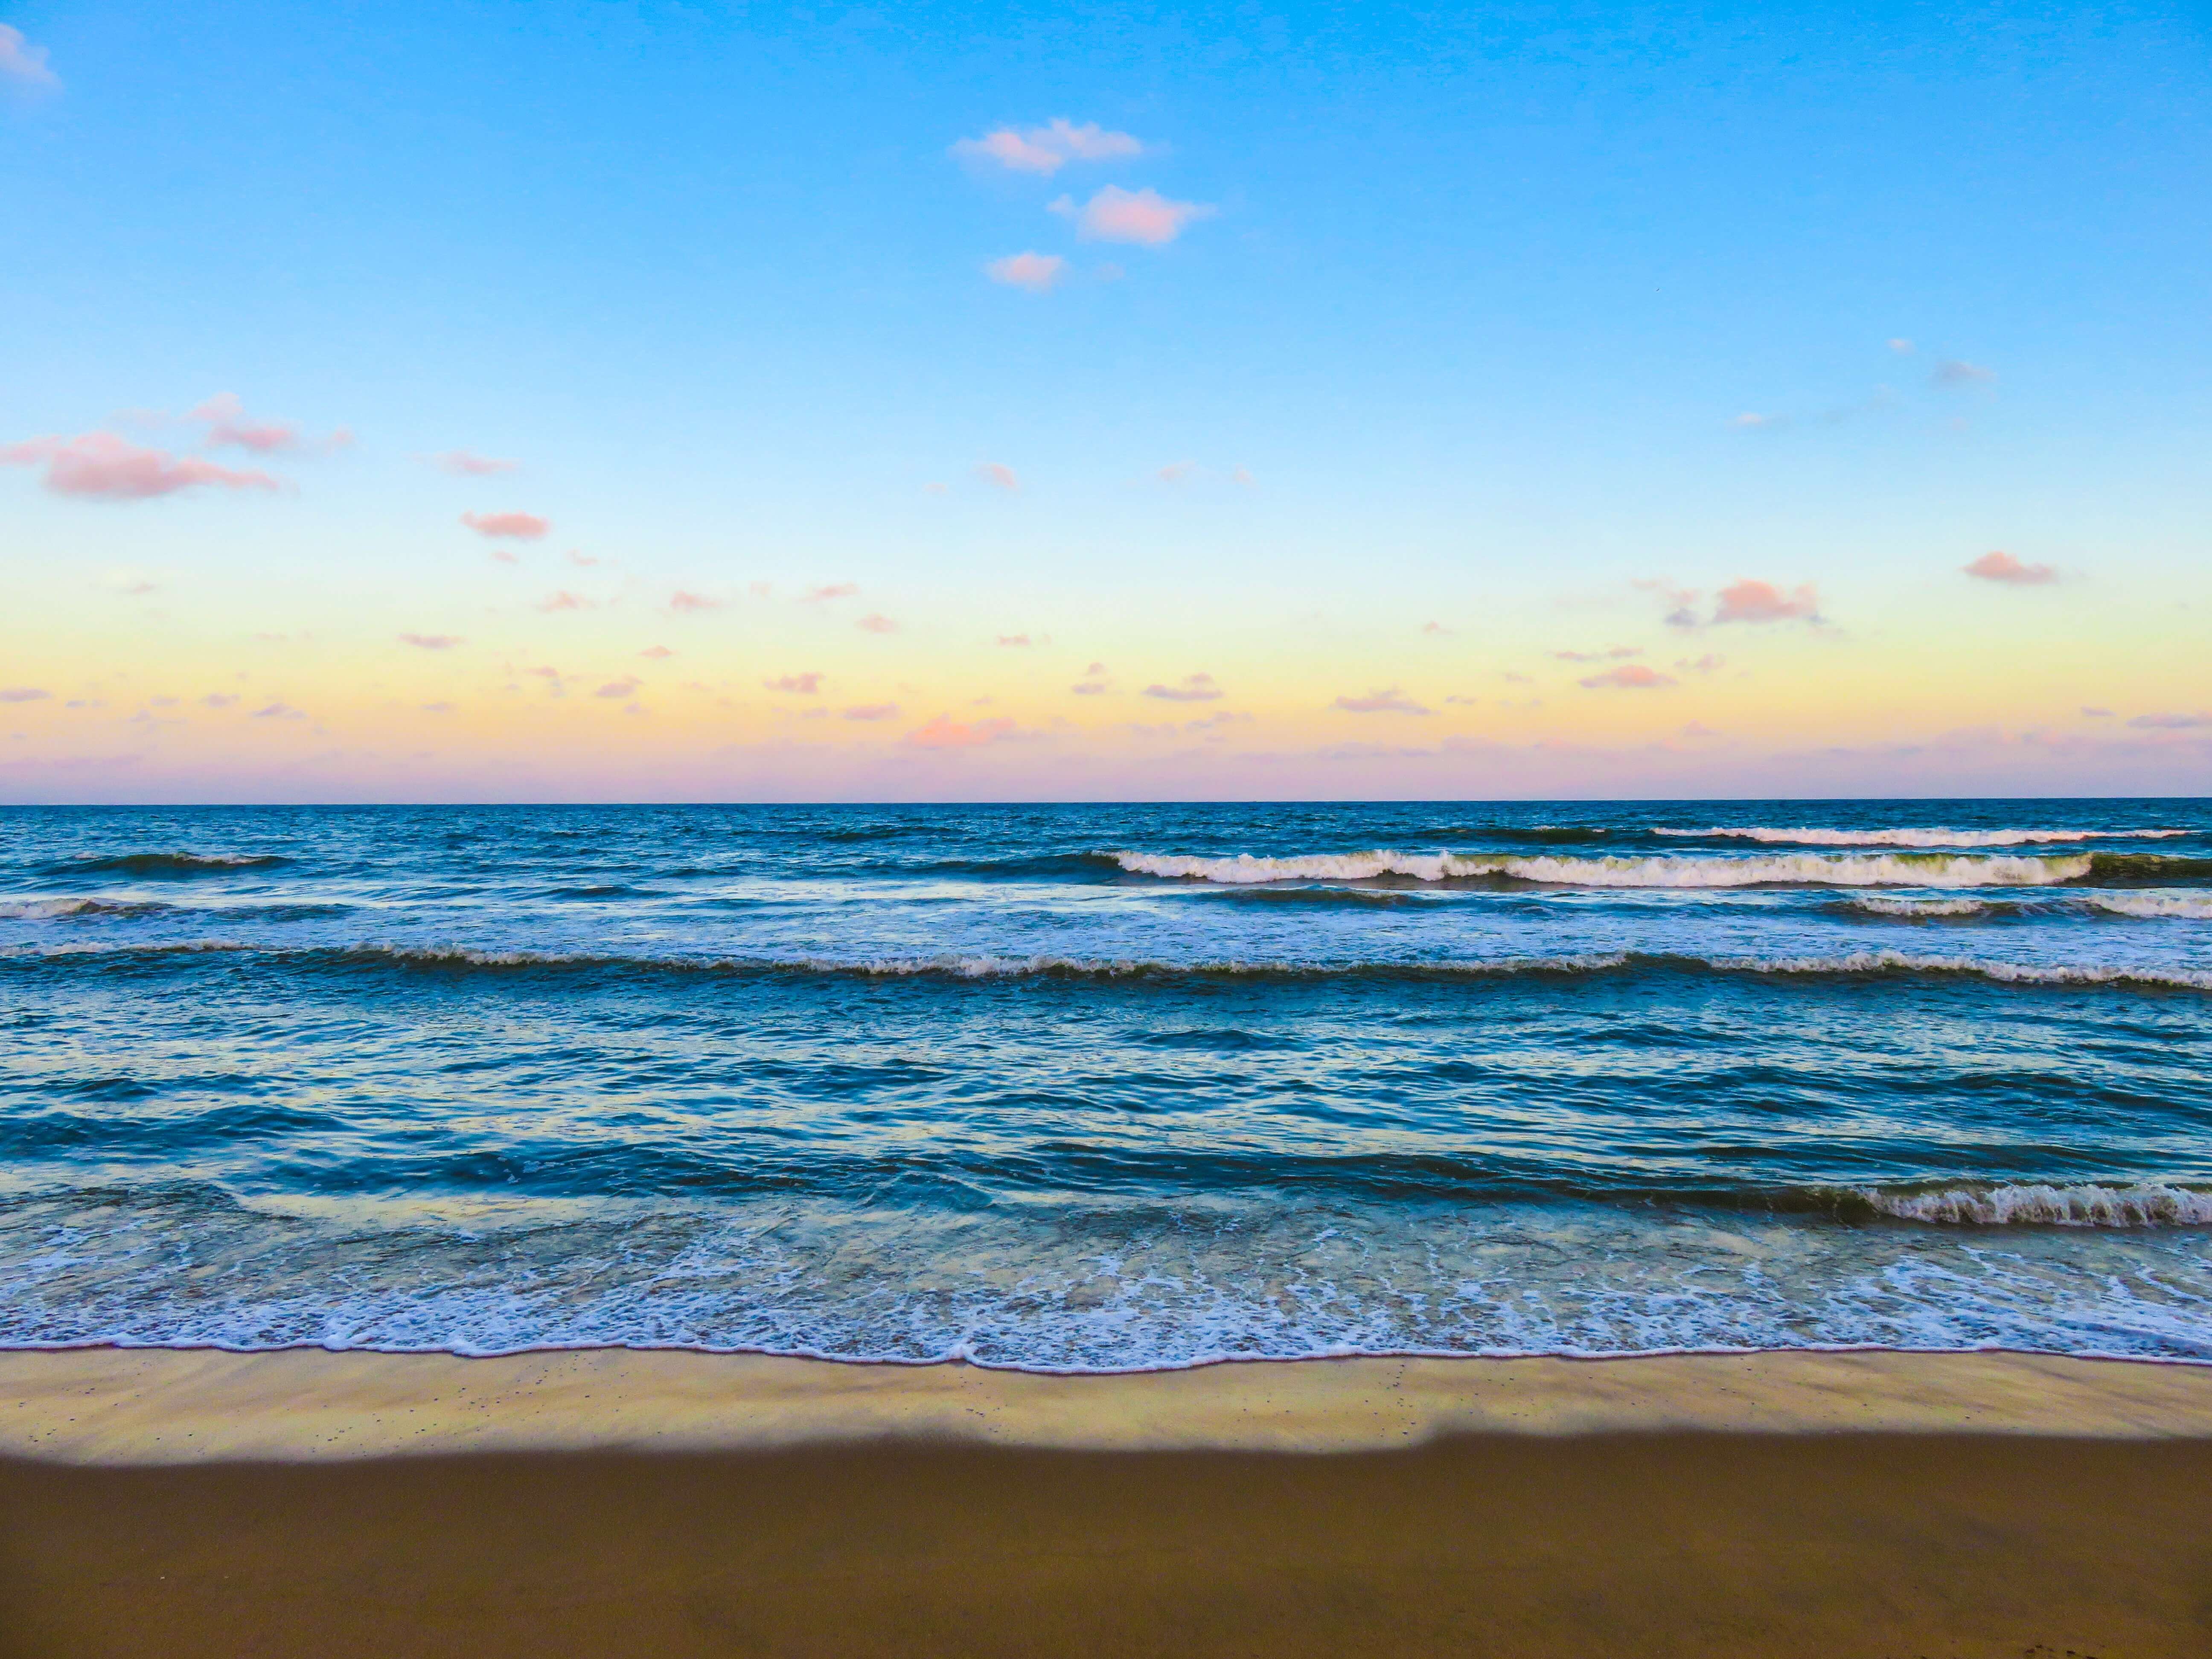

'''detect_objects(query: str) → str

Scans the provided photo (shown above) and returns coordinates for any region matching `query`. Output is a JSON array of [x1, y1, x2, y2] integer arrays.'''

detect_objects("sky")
[[3, 0, 2209, 803]]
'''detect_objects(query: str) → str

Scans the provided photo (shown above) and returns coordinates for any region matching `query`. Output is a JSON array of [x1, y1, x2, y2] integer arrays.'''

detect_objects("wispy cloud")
[[0, 687, 49, 703], [640, 646, 675, 660], [1580, 665, 1677, 689], [0, 26, 60, 95], [841, 703, 900, 722], [951, 119, 1145, 175], [460, 509, 550, 540], [2081, 706, 2113, 718], [766, 672, 824, 694], [802, 582, 859, 602], [986, 252, 1067, 291], [201, 693, 239, 708], [856, 613, 898, 634], [1144, 672, 1222, 702], [1051, 185, 1215, 246], [1550, 646, 1642, 663], [1, 432, 278, 499], [536, 591, 596, 612], [996, 634, 1032, 647], [427, 449, 518, 476], [594, 678, 640, 699], [1933, 359, 1996, 387], [668, 591, 724, 614], [2128, 711, 2212, 730], [1157, 461, 1196, 484], [1333, 687, 1430, 714], [1963, 550, 2056, 585], [1420, 622, 1450, 636], [977, 462, 1019, 492], [399, 632, 463, 649], [904, 713, 1018, 748], [186, 393, 299, 454]]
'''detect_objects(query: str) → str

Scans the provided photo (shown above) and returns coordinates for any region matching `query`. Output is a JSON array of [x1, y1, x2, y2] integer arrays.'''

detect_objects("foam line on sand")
[[3, 1346, 2209, 1464]]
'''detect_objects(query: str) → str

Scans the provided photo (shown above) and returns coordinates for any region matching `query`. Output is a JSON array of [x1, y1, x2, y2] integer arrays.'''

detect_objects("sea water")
[[1, 800, 2207, 1368]]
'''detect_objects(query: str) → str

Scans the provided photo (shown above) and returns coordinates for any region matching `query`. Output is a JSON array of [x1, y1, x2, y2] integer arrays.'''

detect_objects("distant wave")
[[48, 852, 291, 877], [1111, 848, 2104, 888], [0, 897, 175, 921], [1861, 1182, 2212, 1227], [1656, 826, 2191, 847], [2085, 891, 2212, 920], [11, 940, 2209, 992], [1845, 896, 1998, 919]]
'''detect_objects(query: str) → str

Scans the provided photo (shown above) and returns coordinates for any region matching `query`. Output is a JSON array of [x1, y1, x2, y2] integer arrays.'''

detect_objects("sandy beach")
[[2, 1348, 2209, 1657]]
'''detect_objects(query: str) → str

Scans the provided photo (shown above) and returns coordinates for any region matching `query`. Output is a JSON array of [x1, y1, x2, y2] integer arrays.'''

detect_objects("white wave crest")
[[2085, 891, 2212, 920], [0, 898, 105, 920], [1865, 1183, 2212, 1227], [1656, 826, 2189, 847], [1711, 950, 2212, 990], [1848, 897, 1993, 917], [1112, 849, 2091, 888]]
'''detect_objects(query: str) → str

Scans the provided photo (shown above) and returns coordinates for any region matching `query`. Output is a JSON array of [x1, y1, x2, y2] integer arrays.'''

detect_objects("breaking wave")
[[49, 852, 291, 877], [1845, 896, 1995, 918], [1111, 848, 2098, 888], [0, 897, 174, 921], [1863, 1183, 2212, 1228], [1657, 826, 2190, 847], [9, 940, 2209, 992], [2086, 891, 2212, 920]]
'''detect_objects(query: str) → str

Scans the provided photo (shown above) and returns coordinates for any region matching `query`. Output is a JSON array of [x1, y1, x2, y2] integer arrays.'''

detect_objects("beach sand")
[[2, 1348, 2209, 1657]]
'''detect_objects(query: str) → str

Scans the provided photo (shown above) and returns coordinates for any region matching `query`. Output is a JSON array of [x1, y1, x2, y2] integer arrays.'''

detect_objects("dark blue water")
[[2, 800, 2208, 1367]]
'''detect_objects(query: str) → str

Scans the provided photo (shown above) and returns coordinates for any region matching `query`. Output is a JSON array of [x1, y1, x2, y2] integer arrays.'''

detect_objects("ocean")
[[2, 800, 2207, 1369]]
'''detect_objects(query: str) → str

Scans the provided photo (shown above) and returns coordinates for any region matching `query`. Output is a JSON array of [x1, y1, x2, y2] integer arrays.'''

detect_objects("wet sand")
[[2, 1348, 2209, 1657]]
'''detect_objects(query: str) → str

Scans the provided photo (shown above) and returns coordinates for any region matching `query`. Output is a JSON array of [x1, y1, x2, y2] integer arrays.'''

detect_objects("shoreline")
[[5, 1343, 2209, 1464], [6, 1348, 2212, 1654]]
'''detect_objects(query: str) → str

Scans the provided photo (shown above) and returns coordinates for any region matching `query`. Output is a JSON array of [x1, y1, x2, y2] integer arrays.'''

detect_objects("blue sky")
[[4, 0, 2209, 800]]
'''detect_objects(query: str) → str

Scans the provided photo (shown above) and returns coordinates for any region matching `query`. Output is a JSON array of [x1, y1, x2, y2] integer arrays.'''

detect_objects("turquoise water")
[[1, 800, 2207, 1367]]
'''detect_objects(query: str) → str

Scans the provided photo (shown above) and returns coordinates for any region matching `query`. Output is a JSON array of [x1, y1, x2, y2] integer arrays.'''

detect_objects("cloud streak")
[[986, 252, 1066, 291], [460, 510, 550, 540], [1144, 673, 1223, 702], [1, 433, 279, 500], [951, 119, 1145, 175], [427, 450, 518, 476], [1333, 688, 1430, 714], [1964, 550, 2056, 585], [0, 26, 60, 95]]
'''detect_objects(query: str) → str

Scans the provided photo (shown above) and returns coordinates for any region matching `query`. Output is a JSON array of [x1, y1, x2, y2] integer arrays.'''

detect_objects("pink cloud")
[[856, 613, 898, 634], [0, 687, 49, 702], [567, 550, 604, 567], [1333, 688, 1430, 715], [767, 673, 824, 694], [978, 462, 1019, 492], [1421, 622, 1449, 635], [986, 252, 1066, 292], [0, 432, 278, 500], [1580, 665, 1677, 689], [1144, 672, 1222, 702], [904, 713, 1017, 748], [1085, 661, 1107, 675], [640, 646, 675, 660], [489, 549, 521, 565], [594, 678, 640, 699], [951, 119, 1145, 175], [201, 693, 239, 708], [1550, 646, 1643, 663], [461, 510, 550, 540], [1072, 682, 1108, 695], [997, 634, 1032, 647], [1712, 579, 1820, 625], [399, 632, 463, 649], [252, 701, 304, 720], [1157, 461, 1196, 483], [187, 393, 298, 454], [802, 582, 859, 602], [1675, 654, 1726, 675], [428, 450, 518, 476], [841, 703, 900, 722], [1964, 550, 2056, 585], [668, 591, 724, 613], [536, 591, 594, 612], [1051, 185, 1216, 247], [0, 26, 58, 93]]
